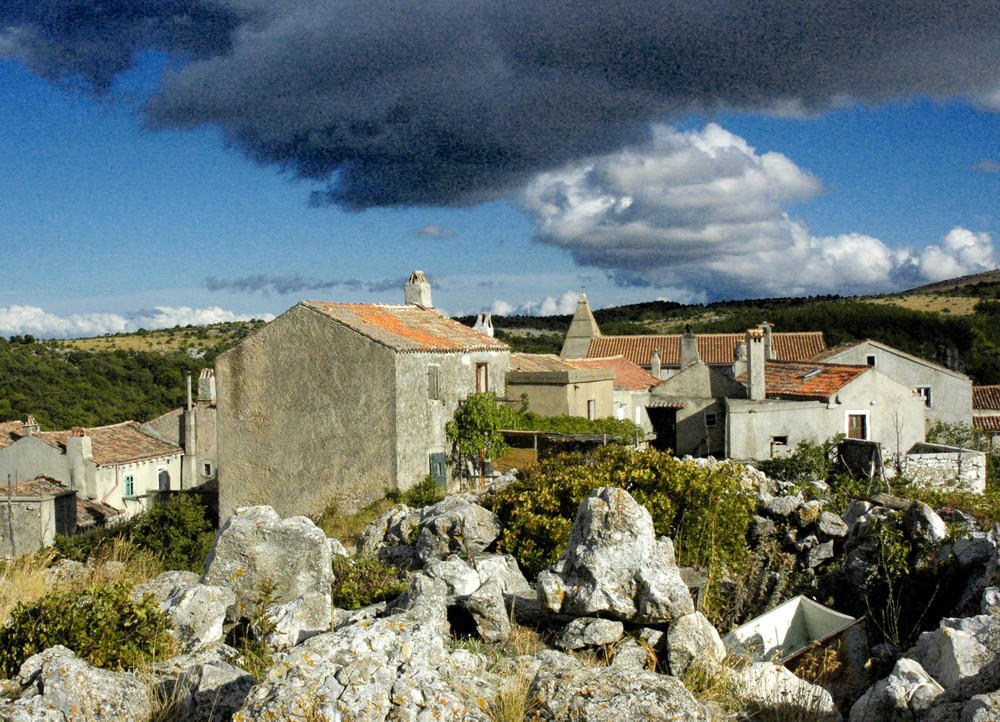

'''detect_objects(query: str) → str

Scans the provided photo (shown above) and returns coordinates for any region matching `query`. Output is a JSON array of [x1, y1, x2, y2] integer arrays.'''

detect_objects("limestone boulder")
[[356, 504, 419, 555], [415, 495, 501, 563], [424, 556, 482, 596], [554, 617, 624, 651], [530, 665, 711, 721], [474, 553, 532, 594], [202, 505, 332, 619], [611, 638, 651, 669], [850, 658, 944, 721], [130, 569, 201, 605], [153, 652, 255, 722], [164, 583, 236, 653], [536, 487, 694, 624], [904, 501, 949, 545], [5, 646, 153, 722], [456, 579, 511, 642], [260, 591, 333, 650], [732, 662, 841, 721], [765, 493, 805, 520], [665, 611, 726, 678], [818, 511, 850, 540], [908, 624, 994, 689]]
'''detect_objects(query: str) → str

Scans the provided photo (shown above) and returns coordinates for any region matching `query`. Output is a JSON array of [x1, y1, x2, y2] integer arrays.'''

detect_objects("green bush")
[[483, 446, 757, 596], [0, 581, 174, 676], [331, 555, 408, 610], [403, 476, 445, 508], [757, 436, 841, 483]]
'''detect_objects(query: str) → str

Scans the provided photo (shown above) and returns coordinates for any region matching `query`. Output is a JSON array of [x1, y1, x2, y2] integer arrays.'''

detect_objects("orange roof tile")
[[36, 422, 182, 466], [304, 301, 508, 353], [0, 476, 71, 498], [974, 416, 1000, 432], [586, 332, 825, 366], [974, 386, 1000, 411], [735, 361, 869, 400], [0, 421, 23, 451], [573, 356, 663, 391]]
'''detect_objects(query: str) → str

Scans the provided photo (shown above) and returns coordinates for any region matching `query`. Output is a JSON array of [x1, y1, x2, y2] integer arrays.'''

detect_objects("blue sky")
[[1, 1, 998, 337]]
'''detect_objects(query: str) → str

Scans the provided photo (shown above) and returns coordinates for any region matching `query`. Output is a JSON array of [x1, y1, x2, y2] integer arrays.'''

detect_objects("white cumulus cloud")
[[489, 291, 581, 317]]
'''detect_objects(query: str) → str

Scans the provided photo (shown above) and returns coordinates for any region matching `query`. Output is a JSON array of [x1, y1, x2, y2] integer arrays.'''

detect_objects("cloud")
[[3, 1, 1000, 207], [489, 291, 580, 317], [972, 160, 1000, 174], [0, 305, 273, 339], [412, 225, 457, 239], [205, 274, 407, 295], [520, 124, 996, 299]]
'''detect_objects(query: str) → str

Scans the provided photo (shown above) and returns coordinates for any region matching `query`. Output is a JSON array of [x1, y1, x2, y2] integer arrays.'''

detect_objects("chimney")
[[732, 340, 748, 377], [197, 368, 216, 404], [759, 323, 776, 361], [66, 427, 93, 493], [472, 312, 494, 338], [404, 270, 433, 307], [651, 348, 661, 378], [186, 372, 193, 411], [22, 415, 39, 436], [680, 324, 700, 369], [747, 329, 766, 401]]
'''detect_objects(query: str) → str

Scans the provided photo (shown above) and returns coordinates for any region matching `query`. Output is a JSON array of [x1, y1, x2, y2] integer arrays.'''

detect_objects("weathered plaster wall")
[[107, 455, 183, 516], [143, 403, 218, 489], [0, 492, 75, 557], [822, 341, 972, 426], [614, 389, 652, 433], [0, 437, 73, 488], [216, 304, 396, 519], [650, 362, 745, 456], [394, 350, 510, 491], [506, 376, 613, 419]]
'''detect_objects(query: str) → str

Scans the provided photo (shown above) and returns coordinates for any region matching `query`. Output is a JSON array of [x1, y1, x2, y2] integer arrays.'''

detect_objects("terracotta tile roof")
[[304, 301, 508, 353], [78, 497, 124, 528], [586, 332, 826, 366], [36, 422, 182, 466], [0, 421, 23, 451], [735, 361, 870, 400], [510, 353, 587, 373], [974, 386, 1000, 411], [573, 356, 663, 391], [0, 476, 71, 498], [974, 416, 1000, 432]]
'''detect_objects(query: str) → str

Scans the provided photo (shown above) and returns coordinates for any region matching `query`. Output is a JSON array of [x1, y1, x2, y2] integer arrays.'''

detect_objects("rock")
[[818, 511, 849, 539], [806, 539, 836, 568], [510, 649, 582, 682], [328, 537, 349, 557], [842, 499, 874, 530], [765, 493, 805, 519], [732, 662, 841, 721], [474, 553, 532, 594], [749, 515, 777, 544], [155, 654, 255, 722], [666, 611, 726, 678], [554, 617, 624, 651], [611, 637, 651, 669], [457, 579, 511, 642], [794, 533, 819, 552], [424, 556, 482, 596], [333, 602, 386, 630], [908, 625, 994, 689], [536, 487, 694, 624], [960, 691, 1000, 721], [375, 544, 422, 570], [905, 501, 949, 545], [7, 645, 153, 721], [164, 583, 236, 653], [385, 573, 450, 635], [415, 495, 501, 563], [983, 586, 1000, 613], [530, 665, 710, 720], [850, 658, 944, 721], [356, 504, 418, 554], [130, 570, 201, 605], [202, 505, 333, 619], [796, 500, 825, 528], [260, 591, 332, 650]]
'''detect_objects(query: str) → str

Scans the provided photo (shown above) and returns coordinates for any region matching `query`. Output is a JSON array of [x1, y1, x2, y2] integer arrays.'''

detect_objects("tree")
[[445, 392, 523, 477]]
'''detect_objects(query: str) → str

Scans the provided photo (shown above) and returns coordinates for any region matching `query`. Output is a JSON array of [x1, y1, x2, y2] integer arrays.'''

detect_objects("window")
[[476, 363, 489, 393], [124, 473, 134, 497], [847, 412, 869, 440], [587, 399, 596, 420], [916, 386, 932, 407], [157, 467, 170, 491], [771, 435, 788, 446], [203, 461, 214, 477], [704, 411, 718, 428], [866, 355, 877, 367], [427, 365, 441, 400]]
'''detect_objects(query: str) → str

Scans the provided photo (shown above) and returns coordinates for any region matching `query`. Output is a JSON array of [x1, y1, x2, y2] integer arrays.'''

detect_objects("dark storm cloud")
[[4, 0, 1000, 206], [205, 274, 407, 295]]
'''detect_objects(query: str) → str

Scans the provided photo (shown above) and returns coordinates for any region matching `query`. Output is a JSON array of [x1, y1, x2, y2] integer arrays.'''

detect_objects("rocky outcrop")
[[850, 658, 944, 721], [554, 617, 624, 651], [415, 495, 501, 563], [732, 662, 842, 722], [536, 487, 694, 624], [665, 611, 726, 678], [260, 591, 333, 650], [163, 583, 236, 652]]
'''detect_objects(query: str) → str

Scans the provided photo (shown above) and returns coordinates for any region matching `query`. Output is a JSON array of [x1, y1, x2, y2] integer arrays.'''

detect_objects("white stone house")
[[0, 417, 183, 518]]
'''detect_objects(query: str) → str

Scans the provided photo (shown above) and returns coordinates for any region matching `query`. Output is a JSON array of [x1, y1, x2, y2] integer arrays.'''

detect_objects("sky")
[[1, 0, 999, 337]]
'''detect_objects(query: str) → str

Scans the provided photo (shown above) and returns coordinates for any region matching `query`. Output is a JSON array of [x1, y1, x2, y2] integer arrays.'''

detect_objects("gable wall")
[[0, 436, 73, 488]]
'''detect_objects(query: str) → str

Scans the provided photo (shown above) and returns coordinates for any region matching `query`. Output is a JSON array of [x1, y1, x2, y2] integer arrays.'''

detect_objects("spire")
[[560, 292, 601, 358]]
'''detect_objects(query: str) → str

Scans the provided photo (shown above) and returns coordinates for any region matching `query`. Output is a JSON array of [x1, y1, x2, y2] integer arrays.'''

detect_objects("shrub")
[[483, 446, 757, 612], [0, 581, 174, 677], [331, 555, 408, 609], [403, 476, 445, 508], [757, 436, 841, 483]]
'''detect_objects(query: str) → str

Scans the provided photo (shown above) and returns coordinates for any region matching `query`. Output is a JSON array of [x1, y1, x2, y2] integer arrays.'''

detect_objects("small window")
[[427, 365, 441, 400], [704, 411, 718, 427], [587, 399, 596, 420], [771, 435, 788, 446], [866, 355, 876, 367], [476, 363, 489, 393], [916, 386, 932, 407], [203, 462, 213, 477], [157, 467, 170, 491], [124, 474, 134, 497], [847, 413, 869, 440]]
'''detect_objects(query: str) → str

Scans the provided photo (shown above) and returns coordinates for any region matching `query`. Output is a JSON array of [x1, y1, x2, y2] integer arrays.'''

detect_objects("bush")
[[0, 581, 174, 676], [331, 555, 408, 610], [403, 476, 445, 508], [483, 446, 757, 605], [757, 436, 841, 483]]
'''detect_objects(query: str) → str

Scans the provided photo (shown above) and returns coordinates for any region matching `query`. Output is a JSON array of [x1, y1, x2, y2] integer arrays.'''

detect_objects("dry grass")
[[871, 294, 980, 315], [499, 622, 547, 659], [0, 548, 59, 624], [315, 497, 397, 553], [485, 669, 539, 722]]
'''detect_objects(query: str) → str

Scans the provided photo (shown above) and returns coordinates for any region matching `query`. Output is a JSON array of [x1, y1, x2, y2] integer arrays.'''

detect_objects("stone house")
[[571, 356, 663, 433], [0, 476, 77, 557], [814, 340, 972, 427], [505, 354, 615, 420], [215, 273, 510, 520], [0, 417, 183, 518], [142, 368, 218, 490]]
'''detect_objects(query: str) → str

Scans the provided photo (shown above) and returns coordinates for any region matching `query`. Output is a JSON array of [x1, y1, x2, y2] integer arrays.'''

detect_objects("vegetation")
[[55, 493, 216, 573], [446, 392, 525, 473], [0, 580, 174, 676], [483, 445, 757, 622], [757, 436, 843, 484], [330, 555, 409, 609]]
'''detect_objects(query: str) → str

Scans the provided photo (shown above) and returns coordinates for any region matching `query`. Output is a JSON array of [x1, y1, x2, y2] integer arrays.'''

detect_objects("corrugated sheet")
[[974, 386, 1000, 411], [587, 332, 826, 366], [735, 361, 869, 400], [305, 301, 508, 353]]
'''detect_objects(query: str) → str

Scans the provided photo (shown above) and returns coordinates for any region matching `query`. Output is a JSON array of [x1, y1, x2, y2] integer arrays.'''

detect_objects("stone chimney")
[[197, 368, 217, 404], [651, 348, 662, 378], [732, 340, 748, 377], [22, 415, 39, 436], [66, 427, 93, 494], [404, 270, 433, 307], [680, 324, 700, 369], [759, 323, 776, 361], [746, 328, 766, 401], [472, 313, 494, 338]]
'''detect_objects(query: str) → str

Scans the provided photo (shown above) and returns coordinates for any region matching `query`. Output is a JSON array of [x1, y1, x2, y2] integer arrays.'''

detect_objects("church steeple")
[[560, 292, 601, 358]]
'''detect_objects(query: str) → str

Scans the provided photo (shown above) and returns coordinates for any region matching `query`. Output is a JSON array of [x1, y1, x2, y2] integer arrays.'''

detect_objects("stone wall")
[[900, 443, 987, 494]]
